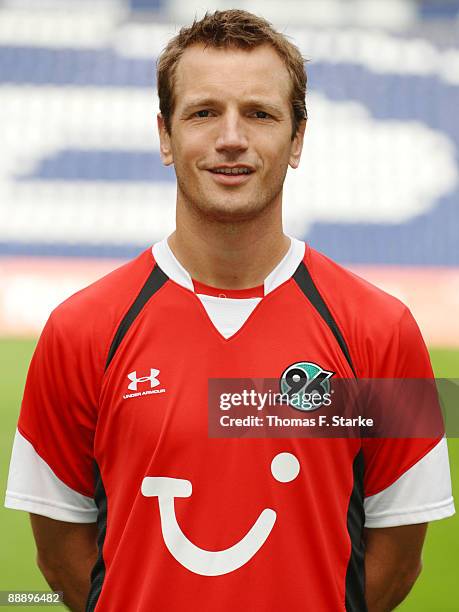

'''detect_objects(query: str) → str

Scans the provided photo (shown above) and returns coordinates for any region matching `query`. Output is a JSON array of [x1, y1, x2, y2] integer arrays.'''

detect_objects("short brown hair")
[[157, 9, 307, 138]]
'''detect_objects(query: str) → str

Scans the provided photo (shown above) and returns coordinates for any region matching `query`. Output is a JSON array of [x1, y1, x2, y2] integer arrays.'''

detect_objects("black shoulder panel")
[[105, 264, 168, 370], [293, 261, 356, 377]]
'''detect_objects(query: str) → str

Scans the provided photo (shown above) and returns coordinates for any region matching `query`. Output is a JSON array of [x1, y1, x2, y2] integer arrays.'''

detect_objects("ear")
[[157, 113, 174, 166], [288, 119, 307, 169]]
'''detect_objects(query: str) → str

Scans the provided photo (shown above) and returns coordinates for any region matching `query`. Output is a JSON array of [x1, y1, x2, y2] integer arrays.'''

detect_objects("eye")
[[253, 111, 270, 119], [195, 110, 211, 118]]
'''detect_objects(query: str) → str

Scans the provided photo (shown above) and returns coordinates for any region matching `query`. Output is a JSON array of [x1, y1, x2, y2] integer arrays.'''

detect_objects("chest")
[[96, 281, 353, 458]]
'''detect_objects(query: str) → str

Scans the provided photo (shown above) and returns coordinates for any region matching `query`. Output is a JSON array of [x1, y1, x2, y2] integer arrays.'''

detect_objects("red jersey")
[[6, 238, 454, 611]]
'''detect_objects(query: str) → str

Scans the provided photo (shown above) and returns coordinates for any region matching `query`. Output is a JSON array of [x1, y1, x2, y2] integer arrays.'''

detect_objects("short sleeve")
[[361, 307, 455, 526], [364, 438, 454, 527], [5, 311, 100, 522]]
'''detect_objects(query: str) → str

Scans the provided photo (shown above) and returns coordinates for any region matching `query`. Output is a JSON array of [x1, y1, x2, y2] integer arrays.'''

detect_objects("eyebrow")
[[180, 97, 285, 116]]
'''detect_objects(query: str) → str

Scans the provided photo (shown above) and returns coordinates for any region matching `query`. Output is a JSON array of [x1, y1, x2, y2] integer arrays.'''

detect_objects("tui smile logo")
[[280, 362, 334, 412], [141, 452, 300, 576]]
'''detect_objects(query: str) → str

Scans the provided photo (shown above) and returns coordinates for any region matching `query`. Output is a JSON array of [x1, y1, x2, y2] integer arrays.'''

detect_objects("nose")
[[215, 111, 248, 154]]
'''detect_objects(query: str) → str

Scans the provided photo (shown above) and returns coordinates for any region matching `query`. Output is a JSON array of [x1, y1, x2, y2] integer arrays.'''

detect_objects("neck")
[[168, 200, 290, 290]]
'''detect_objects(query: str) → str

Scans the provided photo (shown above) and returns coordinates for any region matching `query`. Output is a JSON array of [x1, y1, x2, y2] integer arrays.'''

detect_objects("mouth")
[[207, 165, 255, 186]]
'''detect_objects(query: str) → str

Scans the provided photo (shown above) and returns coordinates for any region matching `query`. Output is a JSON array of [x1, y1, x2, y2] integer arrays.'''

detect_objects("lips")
[[207, 165, 255, 186]]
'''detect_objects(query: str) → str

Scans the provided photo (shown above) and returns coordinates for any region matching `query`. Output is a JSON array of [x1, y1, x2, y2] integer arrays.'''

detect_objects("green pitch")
[[0, 339, 458, 610]]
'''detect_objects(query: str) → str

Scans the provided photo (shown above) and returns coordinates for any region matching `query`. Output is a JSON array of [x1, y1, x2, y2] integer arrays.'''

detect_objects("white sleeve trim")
[[364, 438, 455, 528], [4, 429, 97, 523]]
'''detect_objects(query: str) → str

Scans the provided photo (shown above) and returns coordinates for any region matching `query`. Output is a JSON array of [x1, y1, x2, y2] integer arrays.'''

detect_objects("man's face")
[[158, 44, 305, 223]]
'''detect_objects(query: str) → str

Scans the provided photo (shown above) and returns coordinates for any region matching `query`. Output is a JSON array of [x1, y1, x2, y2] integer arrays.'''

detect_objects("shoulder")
[[45, 248, 157, 367], [306, 245, 407, 322], [54, 248, 155, 320], [304, 246, 429, 377]]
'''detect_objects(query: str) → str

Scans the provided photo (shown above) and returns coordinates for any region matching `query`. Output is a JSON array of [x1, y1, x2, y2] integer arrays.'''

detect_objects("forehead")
[[173, 44, 291, 107]]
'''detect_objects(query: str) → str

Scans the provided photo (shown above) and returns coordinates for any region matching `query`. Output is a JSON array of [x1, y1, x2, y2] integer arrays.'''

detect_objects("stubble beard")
[[175, 168, 287, 226]]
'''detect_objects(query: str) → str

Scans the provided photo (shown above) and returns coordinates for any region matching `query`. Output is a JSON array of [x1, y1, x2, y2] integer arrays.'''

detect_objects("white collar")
[[152, 236, 305, 296]]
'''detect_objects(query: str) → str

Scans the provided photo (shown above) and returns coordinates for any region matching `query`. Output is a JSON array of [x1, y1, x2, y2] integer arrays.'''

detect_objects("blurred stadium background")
[[0, 0, 458, 609]]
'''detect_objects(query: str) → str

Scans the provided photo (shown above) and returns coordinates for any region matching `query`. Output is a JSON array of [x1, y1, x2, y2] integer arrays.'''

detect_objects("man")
[[5, 9, 455, 612]]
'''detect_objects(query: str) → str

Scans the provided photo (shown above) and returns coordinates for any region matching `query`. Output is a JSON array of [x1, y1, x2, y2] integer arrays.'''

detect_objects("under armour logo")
[[127, 369, 160, 391]]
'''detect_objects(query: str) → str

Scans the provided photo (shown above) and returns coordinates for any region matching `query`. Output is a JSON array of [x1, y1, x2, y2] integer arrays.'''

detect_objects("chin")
[[200, 201, 268, 223], [195, 190, 276, 221]]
